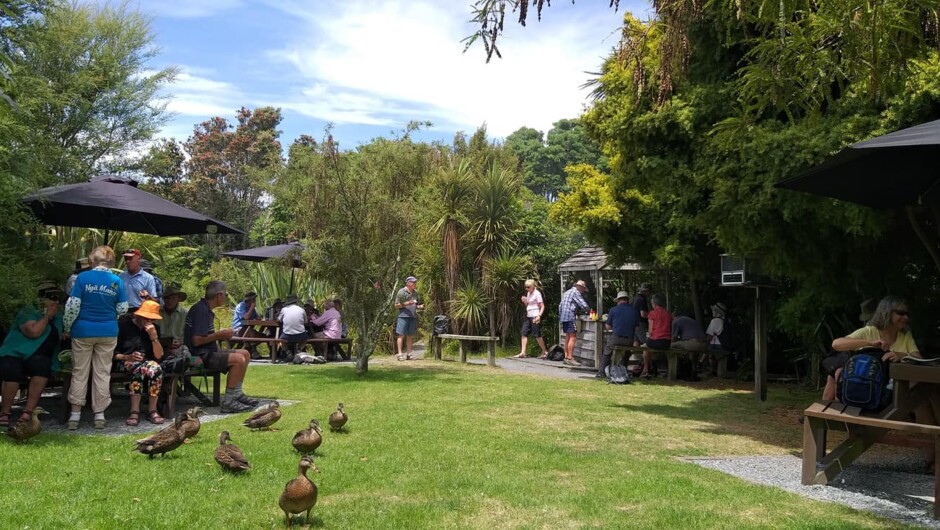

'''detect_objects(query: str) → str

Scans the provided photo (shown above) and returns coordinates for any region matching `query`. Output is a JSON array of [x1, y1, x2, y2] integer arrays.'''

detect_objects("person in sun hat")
[[596, 290, 638, 379], [558, 279, 591, 367], [394, 276, 424, 361], [118, 248, 156, 311], [114, 300, 166, 426], [0, 281, 66, 428]]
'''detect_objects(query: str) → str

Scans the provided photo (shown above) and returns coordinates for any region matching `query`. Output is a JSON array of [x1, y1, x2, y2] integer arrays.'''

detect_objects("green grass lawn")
[[1, 358, 910, 529]]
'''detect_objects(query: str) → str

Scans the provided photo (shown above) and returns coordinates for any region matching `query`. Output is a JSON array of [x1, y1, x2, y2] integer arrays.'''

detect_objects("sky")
[[126, 0, 652, 149]]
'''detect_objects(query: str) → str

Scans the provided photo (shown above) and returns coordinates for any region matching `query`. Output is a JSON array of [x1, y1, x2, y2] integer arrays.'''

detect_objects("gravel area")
[[688, 454, 940, 528]]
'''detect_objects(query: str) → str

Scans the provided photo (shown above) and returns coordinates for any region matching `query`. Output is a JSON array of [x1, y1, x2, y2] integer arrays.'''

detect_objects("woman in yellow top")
[[832, 295, 919, 362]]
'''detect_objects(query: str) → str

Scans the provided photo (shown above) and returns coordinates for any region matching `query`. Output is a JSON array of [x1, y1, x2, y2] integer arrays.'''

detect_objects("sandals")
[[148, 411, 165, 425], [406, 354, 413, 361], [538, 353, 549, 360], [126, 411, 140, 426], [513, 353, 527, 358], [397, 354, 405, 361]]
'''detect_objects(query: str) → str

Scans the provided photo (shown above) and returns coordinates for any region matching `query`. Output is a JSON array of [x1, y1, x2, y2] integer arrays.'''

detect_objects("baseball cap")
[[122, 248, 141, 258], [405, 276, 418, 283]]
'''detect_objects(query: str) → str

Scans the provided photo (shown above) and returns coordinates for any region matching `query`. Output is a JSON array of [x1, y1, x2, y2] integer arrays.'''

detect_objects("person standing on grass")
[[516, 279, 549, 359], [114, 300, 165, 426], [63, 245, 128, 430], [0, 282, 66, 428], [184, 280, 259, 414], [558, 279, 590, 367], [394, 276, 423, 361], [640, 293, 672, 378], [597, 290, 639, 379]]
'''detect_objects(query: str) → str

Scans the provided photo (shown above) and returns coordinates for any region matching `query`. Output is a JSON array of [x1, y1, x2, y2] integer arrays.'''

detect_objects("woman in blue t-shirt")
[[63, 246, 128, 430], [0, 282, 66, 428]]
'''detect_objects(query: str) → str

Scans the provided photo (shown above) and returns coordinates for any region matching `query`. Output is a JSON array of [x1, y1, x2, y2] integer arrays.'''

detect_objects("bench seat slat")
[[435, 334, 499, 341]]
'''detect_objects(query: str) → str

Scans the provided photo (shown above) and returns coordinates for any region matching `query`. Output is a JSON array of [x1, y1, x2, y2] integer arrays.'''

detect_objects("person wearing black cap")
[[394, 276, 423, 361]]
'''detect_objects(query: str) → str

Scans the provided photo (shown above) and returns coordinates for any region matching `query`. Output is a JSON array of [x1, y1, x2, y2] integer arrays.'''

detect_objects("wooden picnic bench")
[[432, 333, 499, 367], [57, 365, 223, 420], [232, 336, 352, 363], [609, 345, 729, 380]]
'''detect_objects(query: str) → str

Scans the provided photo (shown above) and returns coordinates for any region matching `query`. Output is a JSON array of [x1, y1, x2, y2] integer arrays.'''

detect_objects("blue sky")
[[127, 0, 652, 149]]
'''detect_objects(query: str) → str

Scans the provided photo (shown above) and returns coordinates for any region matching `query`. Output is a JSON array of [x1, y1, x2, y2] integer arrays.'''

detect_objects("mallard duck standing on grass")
[[243, 401, 281, 431], [278, 455, 318, 529], [7, 407, 47, 443], [134, 413, 185, 458], [328, 403, 347, 432], [291, 418, 323, 454], [178, 407, 204, 442], [214, 430, 250, 472]]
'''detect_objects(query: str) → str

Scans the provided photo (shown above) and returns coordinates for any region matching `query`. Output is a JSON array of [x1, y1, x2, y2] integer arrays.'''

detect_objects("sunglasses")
[[893, 310, 910, 317]]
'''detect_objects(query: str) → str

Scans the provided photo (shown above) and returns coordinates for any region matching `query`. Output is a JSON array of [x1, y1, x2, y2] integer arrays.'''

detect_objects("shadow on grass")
[[283, 360, 467, 387]]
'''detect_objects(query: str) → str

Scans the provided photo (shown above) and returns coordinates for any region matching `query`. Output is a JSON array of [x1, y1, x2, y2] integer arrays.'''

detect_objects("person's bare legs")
[[535, 336, 548, 355], [518, 335, 529, 357], [0, 381, 18, 419], [405, 335, 414, 359], [397, 335, 405, 359], [822, 373, 839, 401], [642, 351, 652, 375], [564, 332, 577, 359], [226, 349, 249, 387]]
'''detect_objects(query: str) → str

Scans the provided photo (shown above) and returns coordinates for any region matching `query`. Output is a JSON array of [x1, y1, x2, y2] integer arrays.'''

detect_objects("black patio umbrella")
[[23, 175, 243, 240], [776, 118, 940, 209], [222, 242, 304, 293]]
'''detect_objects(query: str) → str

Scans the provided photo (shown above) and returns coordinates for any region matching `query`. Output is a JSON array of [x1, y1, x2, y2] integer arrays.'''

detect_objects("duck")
[[7, 407, 47, 443], [214, 430, 250, 472], [178, 407, 204, 441], [242, 401, 281, 431], [328, 403, 347, 432], [278, 455, 318, 529], [134, 413, 186, 458], [291, 419, 323, 454]]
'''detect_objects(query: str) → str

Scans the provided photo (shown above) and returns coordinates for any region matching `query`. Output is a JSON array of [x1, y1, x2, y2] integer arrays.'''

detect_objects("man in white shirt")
[[277, 295, 308, 362]]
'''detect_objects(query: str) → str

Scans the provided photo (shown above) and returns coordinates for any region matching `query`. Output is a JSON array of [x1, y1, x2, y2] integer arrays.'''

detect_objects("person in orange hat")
[[114, 300, 166, 426]]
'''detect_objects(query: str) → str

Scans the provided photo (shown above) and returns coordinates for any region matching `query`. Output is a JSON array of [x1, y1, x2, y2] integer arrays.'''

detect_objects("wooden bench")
[[610, 345, 729, 380], [433, 333, 499, 367], [802, 400, 940, 518], [232, 337, 352, 363], [58, 366, 223, 420]]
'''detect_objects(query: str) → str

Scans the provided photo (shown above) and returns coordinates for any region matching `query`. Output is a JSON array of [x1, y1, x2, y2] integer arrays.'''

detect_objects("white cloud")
[[265, 0, 629, 138], [163, 70, 242, 120]]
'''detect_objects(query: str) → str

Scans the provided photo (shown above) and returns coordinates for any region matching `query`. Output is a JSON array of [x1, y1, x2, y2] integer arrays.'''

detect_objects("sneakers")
[[563, 358, 582, 367], [236, 394, 260, 406], [220, 399, 254, 413], [93, 418, 106, 429], [66, 420, 79, 431]]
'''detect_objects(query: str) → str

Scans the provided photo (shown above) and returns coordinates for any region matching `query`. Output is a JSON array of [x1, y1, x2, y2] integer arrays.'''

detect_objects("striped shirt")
[[558, 287, 589, 323]]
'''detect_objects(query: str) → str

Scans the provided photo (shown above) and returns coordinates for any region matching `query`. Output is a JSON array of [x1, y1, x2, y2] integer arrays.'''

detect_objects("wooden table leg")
[[434, 336, 441, 360], [717, 354, 728, 378], [802, 417, 827, 484], [667, 352, 678, 381], [459, 341, 466, 363]]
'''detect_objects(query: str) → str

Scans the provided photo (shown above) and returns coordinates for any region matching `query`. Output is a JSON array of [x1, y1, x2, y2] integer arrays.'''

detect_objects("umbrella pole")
[[289, 268, 295, 294]]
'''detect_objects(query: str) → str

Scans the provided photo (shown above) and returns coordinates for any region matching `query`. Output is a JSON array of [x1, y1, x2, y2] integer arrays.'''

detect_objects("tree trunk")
[[689, 277, 703, 326]]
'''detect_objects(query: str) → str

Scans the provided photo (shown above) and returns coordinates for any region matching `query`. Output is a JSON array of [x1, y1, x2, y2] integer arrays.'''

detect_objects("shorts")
[[396, 317, 417, 336], [282, 331, 309, 343], [561, 321, 576, 334], [202, 349, 234, 372], [646, 338, 671, 350], [0, 353, 53, 381], [521, 317, 541, 337]]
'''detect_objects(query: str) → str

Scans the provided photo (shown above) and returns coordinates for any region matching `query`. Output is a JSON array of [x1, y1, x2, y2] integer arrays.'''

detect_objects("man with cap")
[[159, 284, 189, 353], [597, 290, 639, 378], [184, 280, 259, 413], [631, 283, 652, 346], [278, 295, 308, 362], [558, 279, 591, 366], [140, 259, 163, 306], [65, 258, 91, 295], [394, 276, 423, 361], [118, 248, 157, 311]]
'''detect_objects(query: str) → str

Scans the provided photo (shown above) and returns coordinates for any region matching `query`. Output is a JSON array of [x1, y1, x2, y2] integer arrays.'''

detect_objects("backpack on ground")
[[433, 315, 451, 335], [547, 344, 565, 362], [606, 364, 630, 384], [837, 349, 890, 411]]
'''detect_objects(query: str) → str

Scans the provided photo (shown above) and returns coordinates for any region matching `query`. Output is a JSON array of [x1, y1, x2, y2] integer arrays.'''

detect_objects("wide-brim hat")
[[615, 290, 630, 301], [244, 291, 257, 300], [711, 302, 727, 317], [285, 294, 300, 305], [37, 281, 66, 301], [639, 283, 652, 292], [134, 300, 163, 320], [163, 284, 188, 302], [574, 280, 588, 290], [859, 298, 877, 323]]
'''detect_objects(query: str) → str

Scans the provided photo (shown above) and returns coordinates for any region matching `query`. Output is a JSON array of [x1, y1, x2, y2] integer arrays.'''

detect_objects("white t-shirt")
[[706, 317, 724, 346], [278, 304, 308, 335], [525, 289, 543, 318]]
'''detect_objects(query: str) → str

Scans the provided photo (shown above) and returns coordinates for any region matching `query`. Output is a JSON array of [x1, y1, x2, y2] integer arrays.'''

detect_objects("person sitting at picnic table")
[[114, 300, 165, 426], [278, 295, 309, 361], [672, 312, 708, 351], [231, 291, 260, 356], [118, 248, 156, 311], [140, 259, 163, 306], [0, 282, 66, 428], [640, 293, 672, 378], [304, 299, 323, 335], [310, 299, 342, 360], [184, 280, 259, 413], [597, 290, 639, 379], [64, 245, 128, 430], [158, 283, 189, 356]]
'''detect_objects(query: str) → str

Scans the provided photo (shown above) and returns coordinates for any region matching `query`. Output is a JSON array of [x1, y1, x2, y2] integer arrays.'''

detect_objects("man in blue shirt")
[[118, 249, 157, 311], [232, 292, 260, 357], [598, 290, 639, 378]]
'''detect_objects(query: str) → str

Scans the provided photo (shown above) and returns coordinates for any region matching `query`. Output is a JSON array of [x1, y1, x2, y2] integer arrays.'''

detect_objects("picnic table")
[[233, 319, 351, 363], [609, 345, 729, 380], [802, 362, 940, 518]]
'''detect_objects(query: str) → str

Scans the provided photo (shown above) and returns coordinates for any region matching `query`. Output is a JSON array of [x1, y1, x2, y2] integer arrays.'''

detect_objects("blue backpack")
[[837, 349, 890, 412]]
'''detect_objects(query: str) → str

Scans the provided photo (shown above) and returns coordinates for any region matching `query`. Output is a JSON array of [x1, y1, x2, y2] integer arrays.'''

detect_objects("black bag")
[[433, 315, 451, 335], [716, 317, 732, 350], [160, 354, 189, 374], [547, 344, 565, 362]]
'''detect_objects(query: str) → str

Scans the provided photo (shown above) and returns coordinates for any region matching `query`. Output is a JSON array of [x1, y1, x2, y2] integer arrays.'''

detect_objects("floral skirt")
[[121, 360, 163, 397]]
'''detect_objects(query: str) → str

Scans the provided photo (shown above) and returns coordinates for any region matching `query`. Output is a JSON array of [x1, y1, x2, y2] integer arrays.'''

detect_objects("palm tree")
[[430, 158, 473, 301], [483, 250, 534, 348]]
